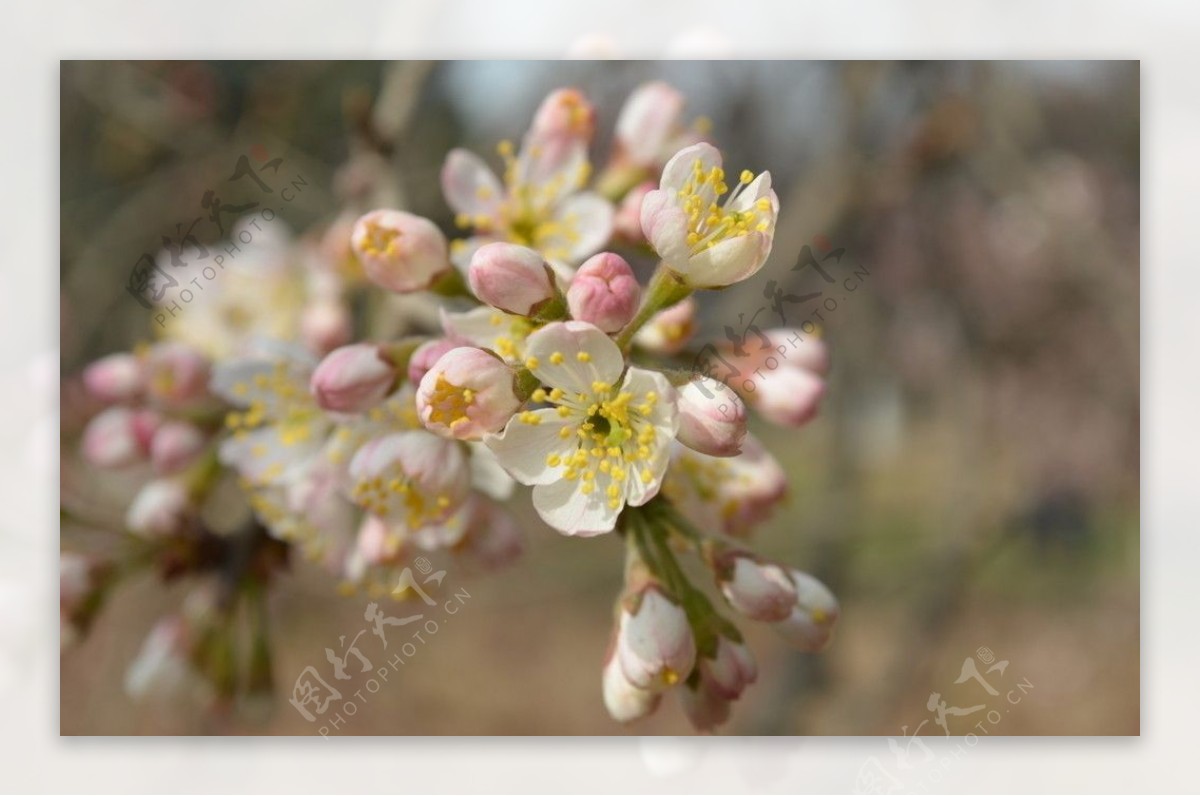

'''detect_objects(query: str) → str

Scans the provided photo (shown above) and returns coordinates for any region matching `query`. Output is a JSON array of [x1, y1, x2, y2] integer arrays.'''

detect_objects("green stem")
[[615, 265, 692, 352]]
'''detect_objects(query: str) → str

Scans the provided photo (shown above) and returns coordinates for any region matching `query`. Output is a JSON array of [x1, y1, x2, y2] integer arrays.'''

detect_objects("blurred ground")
[[59, 60, 1139, 735]]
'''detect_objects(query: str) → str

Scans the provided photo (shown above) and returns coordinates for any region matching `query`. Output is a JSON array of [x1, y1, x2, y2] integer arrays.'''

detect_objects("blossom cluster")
[[63, 82, 838, 730]]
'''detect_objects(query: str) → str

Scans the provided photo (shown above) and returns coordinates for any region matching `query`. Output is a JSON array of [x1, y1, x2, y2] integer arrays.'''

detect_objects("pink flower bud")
[[745, 365, 826, 427], [407, 338, 462, 386], [615, 585, 696, 692], [145, 343, 210, 408], [634, 297, 696, 355], [566, 252, 641, 333], [602, 653, 661, 723], [530, 87, 596, 144], [772, 570, 840, 652], [467, 243, 557, 316], [130, 409, 161, 450], [680, 679, 731, 732], [150, 421, 206, 474], [351, 209, 450, 293], [126, 479, 191, 537], [416, 347, 520, 441], [767, 330, 830, 376], [301, 299, 352, 355], [81, 406, 152, 467], [676, 377, 747, 457], [615, 81, 686, 168], [700, 637, 758, 701], [82, 353, 143, 402], [311, 344, 397, 414], [614, 181, 654, 244], [717, 553, 797, 623]]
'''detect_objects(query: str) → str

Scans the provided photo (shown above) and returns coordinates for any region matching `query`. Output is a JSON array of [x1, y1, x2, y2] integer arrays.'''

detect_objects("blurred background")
[[59, 60, 1139, 735]]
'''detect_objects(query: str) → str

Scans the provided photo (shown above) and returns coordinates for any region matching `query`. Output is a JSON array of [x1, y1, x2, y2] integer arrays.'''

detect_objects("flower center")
[[485, 311, 533, 362], [450, 139, 592, 262], [678, 160, 773, 255], [225, 362, 320, 453], [359, 219, 402, 258], [352, 472, 454, 528], [534, 370, 662, 510], [426, 375, 474, 430]]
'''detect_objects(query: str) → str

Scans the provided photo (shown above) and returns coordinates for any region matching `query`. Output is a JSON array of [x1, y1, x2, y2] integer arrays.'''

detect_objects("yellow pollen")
[[525, 357, 540, 370], [550, 352, 565, 365], [359, 219, 402, 258], [576, 351, 591, 363], [426, 375, 474, 427]]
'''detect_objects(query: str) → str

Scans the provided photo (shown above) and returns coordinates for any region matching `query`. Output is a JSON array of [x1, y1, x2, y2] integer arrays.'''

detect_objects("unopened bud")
[[772, 570, 840, 652], [676, 377, 747, 457], [352, 209, 450, 293], [82, 353, 142, 403], [566, 252, 640, 333], [126, 479, 191, 537], [310, 343, 397, 414], [468, 242, 557, 316], [615, 585, 696, 692], [150, 420, 206, 474]]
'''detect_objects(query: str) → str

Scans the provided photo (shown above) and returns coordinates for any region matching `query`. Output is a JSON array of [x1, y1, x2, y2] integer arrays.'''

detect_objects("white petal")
[[618, 368, 678, 507], [524, 321, 625, 394], [547, 192, 614, 263], [726, 172, 774, 213], [467, 442, 516, 500], [615, 81, 685, 166], [219, 425, 323, 486], [518, 138, 588, 203], [439, 305, 532, 363], [210, 361, 280, 410], [683, 231, 770, 288], [659, 142, 722, 193], [441, 149, 504, 218], [639, 189, 691, 271], [448, 234, 494, 274], [531, 477, 619, 536], [409, 502, 472, 550], [485, 409, 576, 486]]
